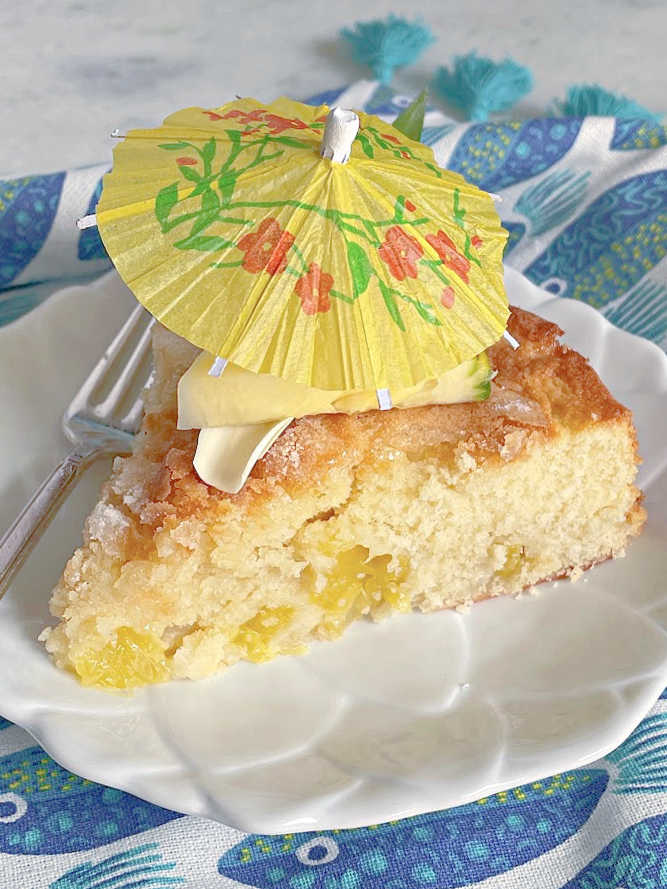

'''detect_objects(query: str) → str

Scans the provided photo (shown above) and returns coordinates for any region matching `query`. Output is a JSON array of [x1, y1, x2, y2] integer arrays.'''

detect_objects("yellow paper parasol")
[[95, 97, 508, 394]]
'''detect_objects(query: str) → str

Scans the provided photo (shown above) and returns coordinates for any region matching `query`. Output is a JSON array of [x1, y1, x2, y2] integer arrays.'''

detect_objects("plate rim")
[[1, 266, 666, 834]]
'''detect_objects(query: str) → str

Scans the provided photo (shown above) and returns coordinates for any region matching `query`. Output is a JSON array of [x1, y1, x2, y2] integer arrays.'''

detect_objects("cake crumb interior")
[[40, 308, 645, 688]]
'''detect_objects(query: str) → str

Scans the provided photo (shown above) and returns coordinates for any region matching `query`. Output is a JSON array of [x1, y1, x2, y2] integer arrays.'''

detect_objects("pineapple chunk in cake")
[[40, 307, 645, 688]]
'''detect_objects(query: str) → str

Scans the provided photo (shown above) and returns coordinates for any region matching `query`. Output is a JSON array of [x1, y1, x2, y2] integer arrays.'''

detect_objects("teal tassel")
[[341, 15, 435, 85], [432, 51, 533, 121], [556, 84, 661, 121]]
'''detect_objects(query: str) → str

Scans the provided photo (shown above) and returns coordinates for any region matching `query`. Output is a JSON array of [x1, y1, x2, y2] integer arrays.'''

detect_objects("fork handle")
[[0, 446, 99, 598]]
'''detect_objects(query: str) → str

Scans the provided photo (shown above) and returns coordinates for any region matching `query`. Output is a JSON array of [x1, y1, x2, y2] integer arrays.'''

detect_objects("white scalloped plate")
[[1, 266, 666, 833]]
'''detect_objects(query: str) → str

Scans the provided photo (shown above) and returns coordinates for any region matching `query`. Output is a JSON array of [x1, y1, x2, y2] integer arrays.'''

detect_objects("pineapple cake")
[[40, 306, 645, 688]]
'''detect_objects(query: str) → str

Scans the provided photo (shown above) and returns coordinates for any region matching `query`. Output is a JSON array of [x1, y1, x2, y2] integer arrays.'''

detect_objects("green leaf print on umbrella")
[[347, 241, 374, 297]]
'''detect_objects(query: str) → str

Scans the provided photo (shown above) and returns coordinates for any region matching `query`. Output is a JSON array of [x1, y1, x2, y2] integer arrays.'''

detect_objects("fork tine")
[[115, 347, 155, 434], [121, 395, 148, 434], [64, 302, 159, 450], [93, 317, 155, 424]]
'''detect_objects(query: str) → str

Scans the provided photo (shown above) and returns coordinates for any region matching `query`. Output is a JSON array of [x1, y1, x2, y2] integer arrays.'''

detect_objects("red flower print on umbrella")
[[425, 230, 470, 283], [378, 226, 423, 281], [440, 287, 455, 309], [222, 109, 266, 126], [237, 218, 295, 275], [262, 114, 308, 135], [221, 109, 308, 136], [176, 157, 197, 166], [294, 263, 334, 315]]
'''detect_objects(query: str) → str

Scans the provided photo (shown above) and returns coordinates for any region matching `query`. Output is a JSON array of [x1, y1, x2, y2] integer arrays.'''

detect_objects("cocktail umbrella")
[[93, 97, 509, 402]]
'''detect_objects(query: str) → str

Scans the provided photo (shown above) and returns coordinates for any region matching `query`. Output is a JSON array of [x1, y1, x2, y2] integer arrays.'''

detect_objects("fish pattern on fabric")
[[523, 170, 667, 304], [602, 278, 667, 345], [500, 220, 526, 256], [606, 713, 667, 795], [562, 814, 667, 889], [421, 124, 455, 146], [610, 118, 667, 151], [77, 174, 107, 261], [218, 772, 610, 888], [364, 84, 417, 118], [304, 87, 349, 109], [0, 746, 181, 854], [446, 119, 582, 192], [49, 842, 185, 889], [0, 172, 65, 288], [513, 168, 591, 237]]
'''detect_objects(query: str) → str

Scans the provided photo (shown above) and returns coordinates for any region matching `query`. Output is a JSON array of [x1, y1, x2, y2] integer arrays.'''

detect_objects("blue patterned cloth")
[[1, 82, 666, 887]]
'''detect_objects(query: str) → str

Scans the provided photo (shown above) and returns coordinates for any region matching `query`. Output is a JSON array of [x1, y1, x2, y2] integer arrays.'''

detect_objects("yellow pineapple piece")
[[73, 627, 169, 689], [310, 547, 411, 638], [496, 544, 525, 579], [233, 606, 295, 663]]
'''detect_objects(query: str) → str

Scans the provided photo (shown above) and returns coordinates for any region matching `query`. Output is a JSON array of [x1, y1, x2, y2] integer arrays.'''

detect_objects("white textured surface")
[[0, 267, 666, 833], [1, 0, 665, 176]]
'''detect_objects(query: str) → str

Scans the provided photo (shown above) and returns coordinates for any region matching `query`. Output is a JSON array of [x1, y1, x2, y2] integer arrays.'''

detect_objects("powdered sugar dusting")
[[84, 501, 131, 557]]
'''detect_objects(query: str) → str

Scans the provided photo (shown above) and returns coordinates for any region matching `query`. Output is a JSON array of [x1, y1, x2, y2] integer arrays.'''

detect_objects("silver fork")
[[0, 305, 155, 598]]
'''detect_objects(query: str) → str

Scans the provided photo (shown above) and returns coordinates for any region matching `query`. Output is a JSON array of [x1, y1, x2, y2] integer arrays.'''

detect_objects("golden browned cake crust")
[[130, 306, 637, 521], [42, 306, 645, 687]]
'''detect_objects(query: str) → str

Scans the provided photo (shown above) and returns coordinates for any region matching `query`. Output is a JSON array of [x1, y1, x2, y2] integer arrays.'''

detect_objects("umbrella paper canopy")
[[96, 97, 509, 392]]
